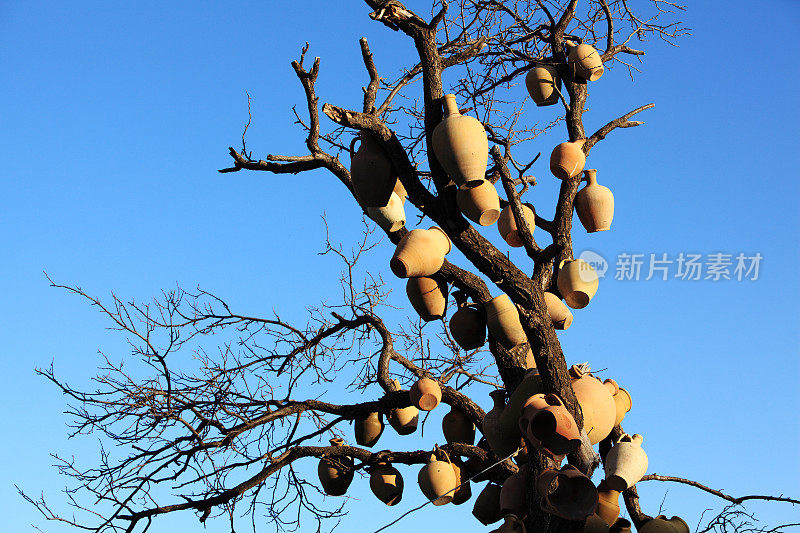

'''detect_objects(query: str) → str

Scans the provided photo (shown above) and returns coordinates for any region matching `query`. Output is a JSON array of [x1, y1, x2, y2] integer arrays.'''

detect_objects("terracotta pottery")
[[482, 389, 519, 458], [595, 479, 621, 525], [520, 393, 582, 460], [639, 516, 682, 533], [543, 292, 573, 330], [390, 226, 451, 278], [610, 518, 632, 533], [569, 365, 617, 444], [497, 204, 536, 247], [393, 179, 408, 204], [369, 461, 404, 506], [575, 169, 614, 232], [317, 438, 354, 496], [457, 179, 501, 226], [491, 514, 527, 533], [367, 191, 406, 233], [410, 376, 442, 411], [604, 433, 648, 491], [432, 94, 489, 187], [525, 63, 561, 106], [449, 304, 487, 350], [499, 465, 528, 515], [567, 42, 605, 81], [537, 464, 598, 521], [350, 131, 396, 207], [583, 514, 611, 533], [499, 369, 543, 444], [557, 259, 599, 309], [612, 386, 632, 427], [387, 379, 419, 435], [450, 458, 472, 505], [354, 411, 384, 447], [406, 276, 448, 321], [418, 452, 457, 505], [442, 405, 476, 445], [550, 139, 587, 180], [472, 483, 503, 525], [484, 294, 527, 349]]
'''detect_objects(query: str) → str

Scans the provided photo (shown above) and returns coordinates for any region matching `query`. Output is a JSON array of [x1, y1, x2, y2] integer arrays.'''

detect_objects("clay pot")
[[537, 464, 598, 521], [406, 276, 448, 321], [390, 226, 451, 278], [354, 411, 384, 447], [457, 180, 501, 226], [499, 465, 528, 515], [410, 376, 442, 411], [596, 480, 621, 525], [393, 179, 408, 204], [543, 292, 573, 330], [484, 294, 527, 349], [450, 458, 472, 505], [482, 389, 519, 458], [604, 434, 648, 491], [418, 453, 457, 505], [583, 514, 611, 533], [472, 483, 503, 525], [350, 131, 396, 207], [567, 42, 605, 81], [498, 369, 543, 445], [639, 516, 687, 533], [432, 94, 489, 187], [369, 461, 404, 506], [557, 259, 599, 309], [569, 365, 617, 444], [442, 405, 476, 445], [387, 380, 419, 435], [317, 438, 354, 496], [367, 191, 406, 233], [610, 518, 632, 533], [550, 139, 587, 180], [667, 517, 691, 533], [525, 63, 561, 106], [575, 169, 614, 232], [612, 386, 632, 427], [497, 204, 536, 247], [449, 304, 487, 350], [491, 514, 527, 533], [519, 393, 582, 461]]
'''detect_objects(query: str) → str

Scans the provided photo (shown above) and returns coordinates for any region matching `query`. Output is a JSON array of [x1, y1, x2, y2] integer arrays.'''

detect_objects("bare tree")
[[22, 1, 799, 533]]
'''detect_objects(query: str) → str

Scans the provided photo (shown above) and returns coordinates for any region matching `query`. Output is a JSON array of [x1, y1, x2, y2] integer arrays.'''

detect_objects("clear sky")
[[1, 1, 798, 532]]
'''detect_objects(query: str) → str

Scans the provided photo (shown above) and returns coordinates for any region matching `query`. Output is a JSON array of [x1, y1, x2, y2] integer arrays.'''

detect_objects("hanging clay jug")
[[550, 139, 587, 180], [393, 179, 408, 204], [367, 191, 406, 233], [485, 294, 527, 349], [432, 94, 489, 187], [317, 438, 354, 496], [390, 226, 451, 278], [499, 369, 543, 445], [449, 303, 487, 350], [569, 365, 617, 444], [519, 393, 582, 461], [499, 465, 528, 515], [482, 389, 518, 458], [583, 514, 611, 533], [497, 204, 536, 247], [418, 452, 457, 505], [472, 482, 503, 525], [457, 179, 501, 226], [557, 259, 599, 309], [450, 458, 472, 505], [406, 276, 448, 321], [442, 405, 476, 445], [350, 131, 396, 207], [575, 169, 614, 233], [525, 63, 561, 106], [355, 411, 384, 447], [612, 386, 632, 427], [491, 514, 527, 533], [667, 517, 690, 533], [595, 479, 621, 525], [387, 379, 419, 435], [369, 461, 404, 506], [543, 292, 573, 330], [536, 464, 598, 521], [610, 518, 632, 533], [604, 434, 648, 491], [639, 516, 680, 533], [410, 376, 442, 411], [567, 41, 605, 81]]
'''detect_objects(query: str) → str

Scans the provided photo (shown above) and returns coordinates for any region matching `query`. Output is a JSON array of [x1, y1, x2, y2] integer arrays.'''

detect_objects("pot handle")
[[349, 136, 359, 158]]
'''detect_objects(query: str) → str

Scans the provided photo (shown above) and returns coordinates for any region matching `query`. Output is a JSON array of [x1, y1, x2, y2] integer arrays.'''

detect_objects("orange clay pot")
[[567, 41, 605, 81], [449, 303, 487, 350], [432, 94, 489, 187], [519, 393, 581, 461], [350, 131, 396, 207], [575, 169, 614, 232], [367, 191, 406, 233], [557, 259, 599, 309], [584, 514, 611, 533], [450, 458, 472, 505], [369, 461, 404, 506], [492, 514, 527, 533], [418, 452, 457, 505], [317, 438, 354, 496], [387, 379, 418, 435], [354, 411, 384, 448], [550, 139, 587, 180], [604, 433, 648, 491], [639, 516, 690, 533], [482, 389, 519, 459], [613, 386, 632, 427], [497, 204, 536, 247], [484, 294, 527, 349], [537, 464, 598, 521], [457, 179, 501, 226], [596, 479, 621, 525], [410, 376, 442, 411], [569, 365, 617, 444], [525, 63, 561, 106], [442, 404, 476, 445], [498, 369, 543, 447], [390, 226, 451, 278], [406, 276, 448, 321], [543, 291, 573, 330], [472, 482, 503, 525], [499, 464, 528, 515]]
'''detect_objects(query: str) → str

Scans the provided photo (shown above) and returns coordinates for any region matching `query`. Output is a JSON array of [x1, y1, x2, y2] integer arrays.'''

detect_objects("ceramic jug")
[[519, 393, 582, 461], [491, 514, 527, 533], [567, 41, 605, 81], [450, 458, 472, 505], [537, 464, 598, 520], [393, 179, 408, 204], [354, 411, 384, 447], [557, 259, 599, 309], [442, 405, 476, 445], [449, 303, 487, 350], [543, 291, 573, 330], [610, 518, 632, 533], [418, 452, 457, 505], [550, 139, 587, 180], [575, 169, 614, 232], [526, 63, 561, 106], [406, 275, 448, 321], [457, 179, 501, 226], [410, 376, 442, 411], [317, 438, 354, 496], [604, 433, 648, 491], [390, 226, 451, 278], [583, 513, 611, 533], [499, 465, 528, 515], [595, 479, 621, 525], [639, 516, 681, 533], [472, 482, 503, 525], [350, 131, 397, 207], [484, 294, 527, 349], [497, 203, 536, 247], [612, 386, 632, 427], [367, 191, 406, 233], [482, 389, 520, 458], [499, 369, 543, 443], [569, 365, 617, 444], [369, 461, 404, 506], [432, 94, 489, 186], [387, 379, 419, 435]]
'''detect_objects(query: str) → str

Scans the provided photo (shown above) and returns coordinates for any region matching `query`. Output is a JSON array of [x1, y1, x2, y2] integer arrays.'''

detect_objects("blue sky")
[[1, 1, 798, 532]]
